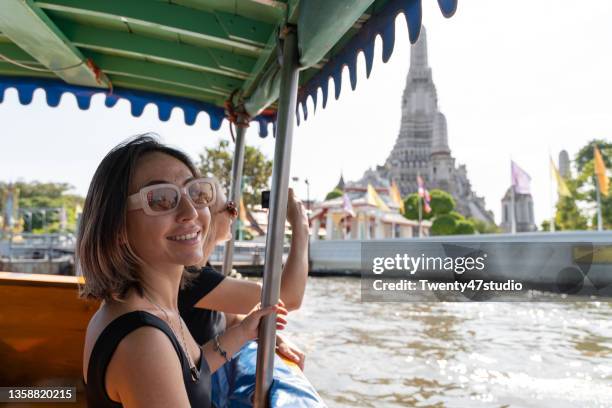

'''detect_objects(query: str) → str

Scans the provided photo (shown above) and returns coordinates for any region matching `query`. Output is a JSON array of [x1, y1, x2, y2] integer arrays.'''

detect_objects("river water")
[[284, 277, 612, 407]]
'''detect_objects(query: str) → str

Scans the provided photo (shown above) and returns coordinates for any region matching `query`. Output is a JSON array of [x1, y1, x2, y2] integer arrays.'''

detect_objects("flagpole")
[[595, 174, 603, 231], [417, 172, 422, 238], [510, 160, 516, 234]]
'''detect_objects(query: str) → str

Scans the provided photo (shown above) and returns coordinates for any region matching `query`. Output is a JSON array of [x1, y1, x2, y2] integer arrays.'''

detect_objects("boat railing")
[[0, 232, 76, 260], [209, 241, 290, 265]]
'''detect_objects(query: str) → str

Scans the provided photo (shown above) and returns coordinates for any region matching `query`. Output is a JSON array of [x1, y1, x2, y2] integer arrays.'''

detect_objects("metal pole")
[[222, 115, 248, 276], [595, 175, 603, 231], [305, 178, 310, 211], [417, 174, 422, 238], [253, 27, 299, 407]]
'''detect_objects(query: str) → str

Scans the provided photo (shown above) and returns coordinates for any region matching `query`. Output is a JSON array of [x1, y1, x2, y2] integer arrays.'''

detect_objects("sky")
[[1, 1, 612, 226]]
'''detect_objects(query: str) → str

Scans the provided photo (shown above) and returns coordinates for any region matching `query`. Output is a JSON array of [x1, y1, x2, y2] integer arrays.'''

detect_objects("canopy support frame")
[[253, 26, 299, 407], [222, 113, 249, 276]]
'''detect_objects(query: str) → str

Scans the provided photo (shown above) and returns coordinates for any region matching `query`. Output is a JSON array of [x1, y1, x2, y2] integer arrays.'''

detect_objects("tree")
[[429, 189, 455, 215], [540, 220, 559, 232], [575, 139, 612, 173], [454, 220, 476, 235], [402, 187, 478, 235], [198, 140, 273, 207], [0, 181, 84, 233], [403, 193, 434, 221], [570, 140, 612, 229], [469, 217, 500, 234], [554, 178, 588, 230], [402, 189, 454, 220], [431, 214, 456, 235], [448, 211, 464, 221], [325, 189, 343, 200]]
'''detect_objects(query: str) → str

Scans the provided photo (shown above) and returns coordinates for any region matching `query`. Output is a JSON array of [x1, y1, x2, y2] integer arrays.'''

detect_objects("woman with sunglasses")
[[79, 135, 287, 408], [179, 182, 309, 372]]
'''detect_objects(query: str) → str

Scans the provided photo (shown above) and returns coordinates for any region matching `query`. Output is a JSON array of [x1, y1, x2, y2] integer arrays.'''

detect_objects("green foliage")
[[403, 190, 456, 220], [468, 217, 500, 234], [540, 220, 559, 232], [402, 193, 434, 220], [403, 190, 456, 219], [325, 189, 343, 201], [0, 181, 84, 233], [402, 188, 475, 235], [555, 181, 588, 231], [431, 214, 457, 235], [198, 140, 273, 207], [575, 139, 612, 173], [560, 140, 612, 229], [448, 211, 464, 221], [429, 189, 455, 215], [454, 220, 476, 235]]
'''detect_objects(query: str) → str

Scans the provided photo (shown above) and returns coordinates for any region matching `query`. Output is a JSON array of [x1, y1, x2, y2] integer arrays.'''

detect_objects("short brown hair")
[[77, 134, 199, 301]]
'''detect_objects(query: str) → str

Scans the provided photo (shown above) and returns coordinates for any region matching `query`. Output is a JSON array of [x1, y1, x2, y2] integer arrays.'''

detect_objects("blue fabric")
[[211, 341, 326, 408], [0, 76, 276, 137], [296, 0, 457, 124]]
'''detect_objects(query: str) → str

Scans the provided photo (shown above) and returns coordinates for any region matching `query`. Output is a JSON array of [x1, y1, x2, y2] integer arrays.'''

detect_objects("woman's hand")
[[276, 333, 306, 370], [286, 188, 309, 233], [238, 301, 288, 341]]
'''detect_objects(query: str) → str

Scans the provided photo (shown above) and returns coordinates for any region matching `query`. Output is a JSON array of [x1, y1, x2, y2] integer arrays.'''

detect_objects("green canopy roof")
[[0, 0, 457, 132]]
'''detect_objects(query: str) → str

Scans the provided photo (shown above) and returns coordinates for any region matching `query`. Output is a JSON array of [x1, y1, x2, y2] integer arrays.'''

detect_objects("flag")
[[366, 184, 390, 211], [389, 181, 405, 214], [594, 146, 609, 197], [417, 175, 426, 197], [342, 193, 355, 217], [550, 157, 571, 197], [331, 212, 345, 226], [511, 160, 531, 194], [416, 175, 432, 214]]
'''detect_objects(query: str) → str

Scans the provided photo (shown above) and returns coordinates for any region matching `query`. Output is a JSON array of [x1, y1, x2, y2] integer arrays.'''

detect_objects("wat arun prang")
[[370, 27, 495, 225]]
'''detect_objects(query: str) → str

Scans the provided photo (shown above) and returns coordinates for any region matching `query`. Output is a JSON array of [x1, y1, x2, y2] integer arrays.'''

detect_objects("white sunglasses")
[[127, 177, 216, 216]]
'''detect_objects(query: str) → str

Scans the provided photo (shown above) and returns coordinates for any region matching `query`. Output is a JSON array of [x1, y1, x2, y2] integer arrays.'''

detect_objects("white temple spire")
[[409, 26, 429, 76]]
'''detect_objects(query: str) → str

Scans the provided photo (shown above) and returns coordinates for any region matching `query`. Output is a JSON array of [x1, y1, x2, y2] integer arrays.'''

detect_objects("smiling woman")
[[76, 134, 287, 408]]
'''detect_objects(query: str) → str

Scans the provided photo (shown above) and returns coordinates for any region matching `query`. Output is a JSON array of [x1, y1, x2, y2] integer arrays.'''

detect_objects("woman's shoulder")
[[82, 299, 158, 382], [83, 303, 190, 406], [91, 313, 189, 405], [179, 264, 225, 308]]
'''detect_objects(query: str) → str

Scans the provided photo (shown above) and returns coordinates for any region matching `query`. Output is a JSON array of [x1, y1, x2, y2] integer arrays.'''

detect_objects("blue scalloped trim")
[[0, 76, 276, 138], [296, 0, 457, 123]]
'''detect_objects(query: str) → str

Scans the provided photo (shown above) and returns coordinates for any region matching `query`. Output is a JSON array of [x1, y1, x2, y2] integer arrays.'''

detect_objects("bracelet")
[[213, 334, 229, 363]]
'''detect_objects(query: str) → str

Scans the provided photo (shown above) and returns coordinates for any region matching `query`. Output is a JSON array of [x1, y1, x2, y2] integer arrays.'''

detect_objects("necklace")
[[143, 292, 200, 382]]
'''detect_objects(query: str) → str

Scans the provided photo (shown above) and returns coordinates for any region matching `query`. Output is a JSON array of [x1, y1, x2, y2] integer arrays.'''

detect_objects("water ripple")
[[286, 277, 612, 407]]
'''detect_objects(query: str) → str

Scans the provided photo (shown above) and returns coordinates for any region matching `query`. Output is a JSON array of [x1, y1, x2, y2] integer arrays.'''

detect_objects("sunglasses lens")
[[146, 187, 179, 212], [189, 181, 214, 207]]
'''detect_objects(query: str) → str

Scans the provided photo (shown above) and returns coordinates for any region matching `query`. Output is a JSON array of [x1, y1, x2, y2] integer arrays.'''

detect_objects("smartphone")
[[261, 190, 270, 209]]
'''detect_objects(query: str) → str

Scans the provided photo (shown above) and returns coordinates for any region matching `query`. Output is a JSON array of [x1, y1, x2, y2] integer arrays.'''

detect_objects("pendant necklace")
[[143, 292, 200, 382]]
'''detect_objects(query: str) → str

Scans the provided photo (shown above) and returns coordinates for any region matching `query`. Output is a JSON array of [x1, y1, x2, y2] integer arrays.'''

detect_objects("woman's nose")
[[175, 193, 198, 222]]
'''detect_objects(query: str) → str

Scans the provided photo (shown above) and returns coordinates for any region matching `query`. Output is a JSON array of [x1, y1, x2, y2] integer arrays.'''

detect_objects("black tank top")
[[85, 311, 211, 407]]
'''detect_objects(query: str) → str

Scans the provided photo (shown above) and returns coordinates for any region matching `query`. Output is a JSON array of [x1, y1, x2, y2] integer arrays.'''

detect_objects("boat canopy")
[[0, 0, 456, 136]]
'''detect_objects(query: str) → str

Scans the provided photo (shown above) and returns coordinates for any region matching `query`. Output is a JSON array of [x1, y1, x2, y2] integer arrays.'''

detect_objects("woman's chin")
[[175, 250, 204, 267]]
